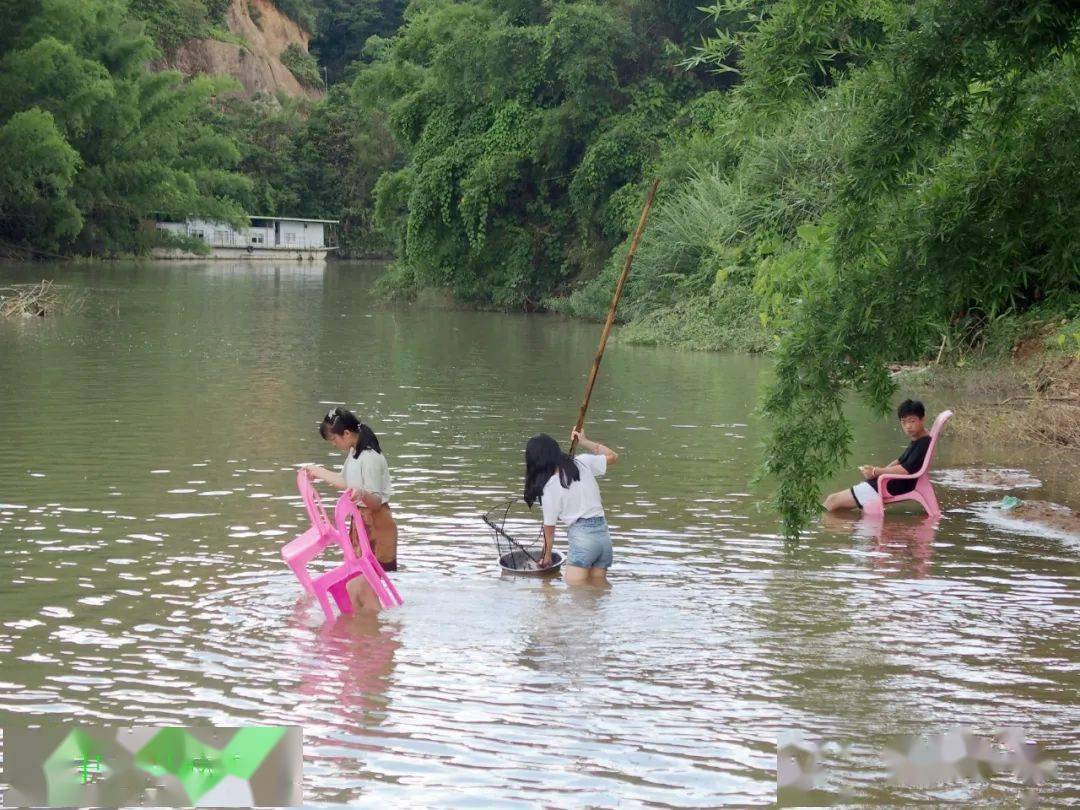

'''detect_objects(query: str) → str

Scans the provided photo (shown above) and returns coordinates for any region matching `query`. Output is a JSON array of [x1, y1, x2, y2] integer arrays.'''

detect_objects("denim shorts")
[[566, 515, 613, 569]]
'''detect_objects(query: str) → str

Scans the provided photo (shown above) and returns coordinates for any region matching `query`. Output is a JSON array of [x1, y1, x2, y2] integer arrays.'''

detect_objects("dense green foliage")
[[357, 0, 717, 307], [127, 0, 234, 52], [0, 0, 249, 254], [310, 0, 406, 82], [293, 85, 398, 255]]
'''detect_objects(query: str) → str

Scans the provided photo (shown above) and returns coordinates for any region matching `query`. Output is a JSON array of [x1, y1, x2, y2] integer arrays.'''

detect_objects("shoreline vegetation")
[[2, 0, 1077, 535]]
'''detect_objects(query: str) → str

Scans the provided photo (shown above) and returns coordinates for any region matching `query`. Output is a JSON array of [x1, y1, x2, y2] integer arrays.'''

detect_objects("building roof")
[[152, 214, 338, 225], [250, 216, 339, 224]]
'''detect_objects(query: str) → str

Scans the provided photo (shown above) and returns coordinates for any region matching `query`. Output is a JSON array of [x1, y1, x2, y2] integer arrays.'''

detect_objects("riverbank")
[[895, 345, 1078, 451], [602, 296, 1080, 457]]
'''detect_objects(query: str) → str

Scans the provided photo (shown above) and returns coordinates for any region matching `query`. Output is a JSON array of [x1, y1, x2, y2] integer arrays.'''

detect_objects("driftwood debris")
[[0, 280, 64, 318]]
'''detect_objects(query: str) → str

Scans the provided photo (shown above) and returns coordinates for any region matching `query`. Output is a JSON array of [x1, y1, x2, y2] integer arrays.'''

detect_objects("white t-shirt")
[[341, 449, 392, 504], [541, 454, 607, 527]]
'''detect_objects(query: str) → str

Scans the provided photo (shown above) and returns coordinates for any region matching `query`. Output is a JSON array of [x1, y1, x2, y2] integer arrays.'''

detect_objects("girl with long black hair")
[[304, 407, 399, 576], [524, 429, 618, 585]]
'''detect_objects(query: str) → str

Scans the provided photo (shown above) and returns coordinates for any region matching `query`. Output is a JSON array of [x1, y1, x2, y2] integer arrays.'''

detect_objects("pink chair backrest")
[[333, 491, 375, 562], [912, 410, 953, 477], [296, 469, 333, 534]]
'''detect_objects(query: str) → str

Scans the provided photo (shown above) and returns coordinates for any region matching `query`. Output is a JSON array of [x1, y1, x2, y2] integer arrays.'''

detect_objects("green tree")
[[0, 109, 82, 250], [360, 0, 712, 307], [311, 0, 406, 81], [0, 0, 249, 254], [289, 84, 399, 254]]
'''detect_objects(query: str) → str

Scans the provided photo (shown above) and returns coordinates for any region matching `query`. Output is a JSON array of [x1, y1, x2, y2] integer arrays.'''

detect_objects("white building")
[[154, 215, 338, 260]]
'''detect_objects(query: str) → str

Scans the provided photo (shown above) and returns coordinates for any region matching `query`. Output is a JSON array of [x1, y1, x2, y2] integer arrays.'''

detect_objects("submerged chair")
[[327, 492, 403, 613], [282, 474, 403, 621], [281, 469, 340, 595], [306, 493, 365, 622], [865, 410, 953, 518]]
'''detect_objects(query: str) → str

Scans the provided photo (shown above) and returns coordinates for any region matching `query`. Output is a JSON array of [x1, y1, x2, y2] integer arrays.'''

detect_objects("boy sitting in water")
[[824, 399, 932, 513]]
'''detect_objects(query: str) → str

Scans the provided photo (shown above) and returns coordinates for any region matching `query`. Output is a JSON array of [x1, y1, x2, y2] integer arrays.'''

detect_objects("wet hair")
[[897, 399, 925, 419], [319, 407, 382, 458], [523, 433, 579, 507]]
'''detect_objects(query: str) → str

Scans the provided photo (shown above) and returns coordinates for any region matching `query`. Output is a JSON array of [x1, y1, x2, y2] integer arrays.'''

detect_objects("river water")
[[0, 260, 1077, 806]]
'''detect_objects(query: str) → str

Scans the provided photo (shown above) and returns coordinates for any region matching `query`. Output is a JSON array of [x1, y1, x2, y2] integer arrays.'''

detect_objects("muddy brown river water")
[[1, 260, 1077, 805]]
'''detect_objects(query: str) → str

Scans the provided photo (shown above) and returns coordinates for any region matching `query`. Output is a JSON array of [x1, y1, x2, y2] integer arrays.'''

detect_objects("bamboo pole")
[[569, 178, 659, 454]]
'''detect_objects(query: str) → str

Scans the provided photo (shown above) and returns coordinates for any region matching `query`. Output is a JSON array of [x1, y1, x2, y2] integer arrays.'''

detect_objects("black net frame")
[[481, 499, 563, 574]]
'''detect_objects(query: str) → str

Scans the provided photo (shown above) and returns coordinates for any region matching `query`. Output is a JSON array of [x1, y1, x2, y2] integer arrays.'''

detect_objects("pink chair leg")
[[314, 588, 335, 622], [365, 558, 398, 605], [290, 563, 315, 595], [916, 477, 940, 517], [371, 565, 406, 609], [377, 567, 403, 606], [330, 580, 353, 615]]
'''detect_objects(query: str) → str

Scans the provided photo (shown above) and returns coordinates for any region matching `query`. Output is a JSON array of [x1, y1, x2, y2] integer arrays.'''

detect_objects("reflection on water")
[[823, 513, 939, 578], [0, 260, 1077, 805]]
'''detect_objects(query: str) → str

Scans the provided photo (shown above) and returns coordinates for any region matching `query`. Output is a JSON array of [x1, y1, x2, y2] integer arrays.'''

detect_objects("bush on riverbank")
[[898, 311, 1080, 452]]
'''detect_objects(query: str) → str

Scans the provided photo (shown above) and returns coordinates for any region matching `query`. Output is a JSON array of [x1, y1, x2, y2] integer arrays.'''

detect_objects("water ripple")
[[0, 262, 1077, 805]]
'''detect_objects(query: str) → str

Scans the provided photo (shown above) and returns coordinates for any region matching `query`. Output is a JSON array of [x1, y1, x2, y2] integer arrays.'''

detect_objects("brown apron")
[[350, 501, 398, 571]]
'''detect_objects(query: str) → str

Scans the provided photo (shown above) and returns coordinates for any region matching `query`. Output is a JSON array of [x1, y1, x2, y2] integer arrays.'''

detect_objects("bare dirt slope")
[[158, 0, 322, 100]]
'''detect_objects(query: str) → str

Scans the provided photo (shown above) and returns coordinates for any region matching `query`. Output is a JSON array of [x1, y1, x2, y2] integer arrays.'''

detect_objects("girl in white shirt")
[[523, 429, 618, 586], [305, 407, 399, 579]]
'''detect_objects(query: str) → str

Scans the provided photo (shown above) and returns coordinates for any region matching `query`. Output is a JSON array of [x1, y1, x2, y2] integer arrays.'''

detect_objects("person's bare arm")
[[539, 525, 555, 567], [303, 464, 346, 489], [860, 460, 907, 479], [571, 429, 618, 466], [859, 458, 901, 479]]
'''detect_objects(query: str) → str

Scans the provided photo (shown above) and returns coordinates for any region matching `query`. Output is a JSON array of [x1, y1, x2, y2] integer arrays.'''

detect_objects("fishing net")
[[481, 499, 564, 574]]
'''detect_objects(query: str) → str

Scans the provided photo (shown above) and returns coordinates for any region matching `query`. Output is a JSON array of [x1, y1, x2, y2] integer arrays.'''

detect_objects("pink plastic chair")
[[306, 494, 365, 621], [281, 469, 339, 595], [865, 410, 953, 518], [328, 492, 403, 612]]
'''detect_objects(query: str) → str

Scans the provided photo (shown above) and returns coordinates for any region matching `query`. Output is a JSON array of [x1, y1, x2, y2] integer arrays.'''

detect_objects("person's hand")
[[571, 428, 586, 447], [859, 464, 875, 479], [538, 551, 552, 568], [303, 464, 319, 481]]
